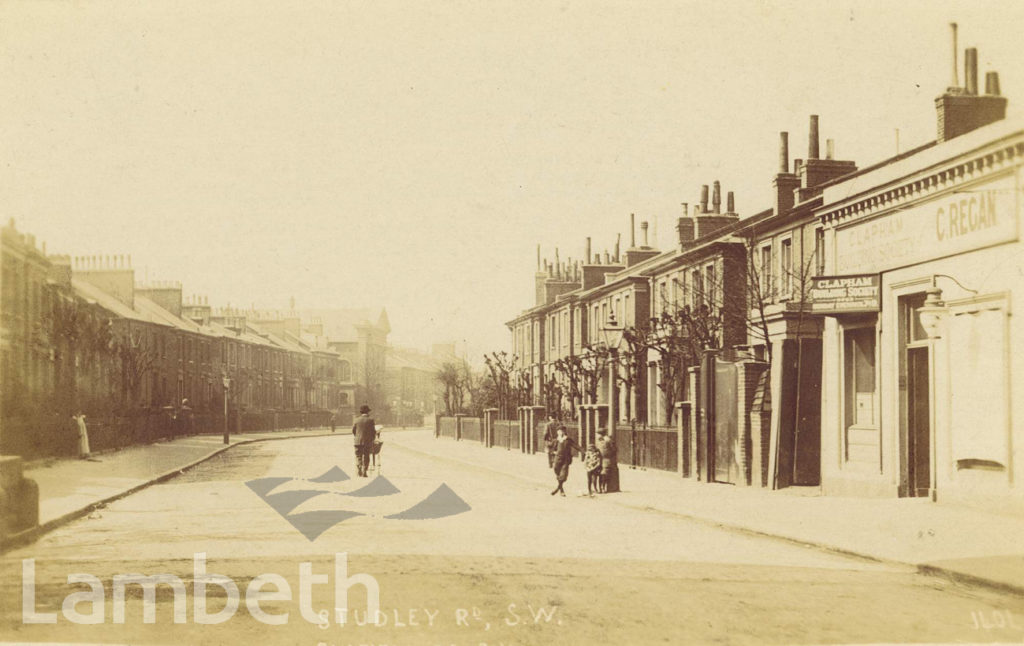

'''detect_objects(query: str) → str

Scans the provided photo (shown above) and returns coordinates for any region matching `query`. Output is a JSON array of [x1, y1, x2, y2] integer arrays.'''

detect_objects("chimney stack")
[[965, 47, 979, 95], [641, 221, 649, 247], [826, 139, 835, 160], [779, 131, 789, 173], [676, 216, 695, 248], [726, 191, 735, 213], [935, 41, 1008, 141], [808, 115, 820, 160], [700, 185, 709, 213], [712, 181, 721, 213]]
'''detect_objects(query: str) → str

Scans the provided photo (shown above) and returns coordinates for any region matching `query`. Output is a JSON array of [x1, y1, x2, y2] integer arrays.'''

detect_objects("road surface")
[[2, 430, 1022, 645]]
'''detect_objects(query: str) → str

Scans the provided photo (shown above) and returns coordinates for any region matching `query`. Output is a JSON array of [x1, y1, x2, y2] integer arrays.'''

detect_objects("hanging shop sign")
[[809, 274, 881, 314]]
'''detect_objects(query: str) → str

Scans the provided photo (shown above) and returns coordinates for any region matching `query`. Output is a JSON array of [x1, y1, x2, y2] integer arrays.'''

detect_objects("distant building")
[[385, 344, 456, 426]]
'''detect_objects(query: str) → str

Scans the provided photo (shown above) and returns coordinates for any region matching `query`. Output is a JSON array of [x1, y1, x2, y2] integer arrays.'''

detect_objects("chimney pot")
[[950, 23, 959, 88], [808, 115, 820, 160], [585, 237, 592, 263], [641, 221, 649, 247], [826, 138, 835, 160], [779, 132, 790, 173], [965, 47, 978, 95], [681, 202, 688, 216], [630, 213, 636, 247], [726, 191, 735, 213], [700, 185, 709, 212], [794, 159, 803, 173], [985, 71, 1001, 96], [712, 180, 721, 213]]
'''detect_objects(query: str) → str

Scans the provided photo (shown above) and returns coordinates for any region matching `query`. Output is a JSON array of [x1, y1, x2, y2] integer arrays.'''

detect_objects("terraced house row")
[[506, 40, 1024, 513], [0, 228, 391, 458]]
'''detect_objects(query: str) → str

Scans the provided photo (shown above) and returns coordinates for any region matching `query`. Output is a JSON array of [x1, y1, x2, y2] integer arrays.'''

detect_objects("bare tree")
[[114, 325, 156, 405], [551, 355, 585, 418], [615, 327, 647, 424], [576, 344, 612, 406], [483, 351, 518, 419], [644, 303, 723, 423], [435, 362, 466, 415]]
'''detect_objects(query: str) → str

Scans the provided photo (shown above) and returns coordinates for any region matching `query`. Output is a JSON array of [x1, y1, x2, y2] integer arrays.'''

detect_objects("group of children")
[[545, 417, 618, 497]]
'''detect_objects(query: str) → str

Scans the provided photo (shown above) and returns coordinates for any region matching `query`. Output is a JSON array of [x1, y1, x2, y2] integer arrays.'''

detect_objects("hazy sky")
[[3, 1, 1022, 362]]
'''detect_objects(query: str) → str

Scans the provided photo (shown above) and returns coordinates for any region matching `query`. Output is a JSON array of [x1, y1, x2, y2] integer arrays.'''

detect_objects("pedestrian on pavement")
[[551, 426, 581, 497], [352, 405, 376, 477], [330, 412, 336, 433], [584, 442, 602, 495], [72, 413, 91, 459], [596, 428, 618, 493], [542, 414, 559, 468]]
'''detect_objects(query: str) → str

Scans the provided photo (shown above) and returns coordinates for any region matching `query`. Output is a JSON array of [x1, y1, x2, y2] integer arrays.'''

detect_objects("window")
[[692, 269, 703, 307], [781, 238, 793, 298], [844, 326, 877, 430], [705, 264, 716, 307], [815, 227, 825, 275], [760, 244, 773, 299], [624, 293, 631, 326]]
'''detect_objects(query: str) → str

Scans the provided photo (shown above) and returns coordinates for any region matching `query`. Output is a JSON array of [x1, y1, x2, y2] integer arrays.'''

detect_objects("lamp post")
[[222, 375, 231, 444], [601, 312, 625, 437]]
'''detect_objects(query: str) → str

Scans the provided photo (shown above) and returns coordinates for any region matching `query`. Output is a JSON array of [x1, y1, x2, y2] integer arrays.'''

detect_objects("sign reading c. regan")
[[834, 174, 1018, 274], [809, 274, 881, 314]]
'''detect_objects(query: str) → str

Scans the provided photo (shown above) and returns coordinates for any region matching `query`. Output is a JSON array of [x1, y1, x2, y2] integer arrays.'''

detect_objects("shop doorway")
[[899, 293, 932, 498], [906, 347, 931, 496]]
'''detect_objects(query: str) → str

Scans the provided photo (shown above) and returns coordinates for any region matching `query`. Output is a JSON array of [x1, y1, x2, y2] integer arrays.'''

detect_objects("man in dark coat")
[[551, 426, 580, 497], [352, 404, 376, 477]]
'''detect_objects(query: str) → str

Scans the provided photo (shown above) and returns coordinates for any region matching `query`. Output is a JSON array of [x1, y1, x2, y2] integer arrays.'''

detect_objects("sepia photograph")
[[1, 1, 1024, 644]]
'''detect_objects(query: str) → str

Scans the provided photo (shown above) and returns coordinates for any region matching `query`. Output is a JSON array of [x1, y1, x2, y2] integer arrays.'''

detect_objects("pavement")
[[2, 426, 338, 552], [6, 426, 1023, 597], [400, 431, 1024, 597]]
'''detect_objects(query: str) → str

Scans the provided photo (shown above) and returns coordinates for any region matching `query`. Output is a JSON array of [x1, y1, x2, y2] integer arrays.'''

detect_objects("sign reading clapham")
[[835, 175, 1018, 274], [809, 274, 881, 314]]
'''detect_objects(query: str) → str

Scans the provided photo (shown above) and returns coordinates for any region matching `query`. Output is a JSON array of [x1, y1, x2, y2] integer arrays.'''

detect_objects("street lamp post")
[[601, 312, 625, 438], [222, 375, 231, 444]]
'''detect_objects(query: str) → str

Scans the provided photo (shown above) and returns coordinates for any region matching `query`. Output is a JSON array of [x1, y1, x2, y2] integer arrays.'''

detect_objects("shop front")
[[816, 121, 1024, 510]]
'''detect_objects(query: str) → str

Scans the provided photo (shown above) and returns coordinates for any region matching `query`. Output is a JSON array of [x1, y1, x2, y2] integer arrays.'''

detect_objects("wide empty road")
[[2, 430, 1023, 645]]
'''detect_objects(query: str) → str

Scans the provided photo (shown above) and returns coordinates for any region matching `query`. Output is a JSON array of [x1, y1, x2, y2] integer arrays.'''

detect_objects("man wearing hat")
[[352, 404, 377, 477]]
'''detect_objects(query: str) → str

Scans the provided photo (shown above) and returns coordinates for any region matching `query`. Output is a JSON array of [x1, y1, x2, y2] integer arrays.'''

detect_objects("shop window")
[[845, 327, 876, 426], [948, 300, 1008, 469], [843, 324, 878, 466]]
